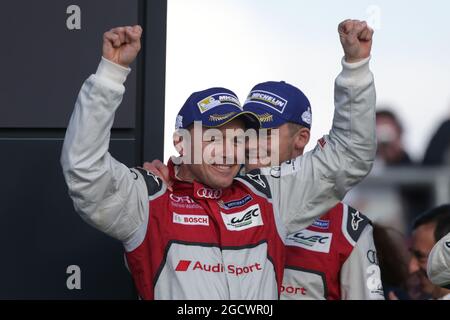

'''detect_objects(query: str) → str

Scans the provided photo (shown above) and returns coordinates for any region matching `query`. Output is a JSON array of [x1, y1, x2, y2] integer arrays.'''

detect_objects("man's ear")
[[294, 127, 310, 151], [173, 132, 184, 156]]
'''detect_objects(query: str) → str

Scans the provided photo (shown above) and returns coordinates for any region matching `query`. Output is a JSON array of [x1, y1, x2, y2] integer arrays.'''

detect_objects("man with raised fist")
[[61, 20, 377, 300]]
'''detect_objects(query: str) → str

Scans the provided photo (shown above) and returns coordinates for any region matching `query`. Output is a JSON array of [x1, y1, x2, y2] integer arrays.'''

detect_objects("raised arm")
[[261, 20, 377, 233], [60, 26, 160, 251]]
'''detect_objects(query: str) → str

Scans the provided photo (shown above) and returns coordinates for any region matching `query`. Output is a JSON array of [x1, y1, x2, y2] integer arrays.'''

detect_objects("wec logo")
[[230, 208, 259, 224], [221, 204, 263, 231], [291, 232, 329, 245], [286, 229, 333, 253]]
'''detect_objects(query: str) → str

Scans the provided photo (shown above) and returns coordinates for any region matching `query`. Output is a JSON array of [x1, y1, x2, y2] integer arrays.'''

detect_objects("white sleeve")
[[340, 225, 385, 300], [60, 57, 154, 249], [261, 57, 376, 234], [427, 232, 450, 288]]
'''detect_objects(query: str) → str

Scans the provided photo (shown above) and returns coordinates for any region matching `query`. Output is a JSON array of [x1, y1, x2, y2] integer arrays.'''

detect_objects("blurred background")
[[164, 0, 450, 234], [0, 0, 448, 299]]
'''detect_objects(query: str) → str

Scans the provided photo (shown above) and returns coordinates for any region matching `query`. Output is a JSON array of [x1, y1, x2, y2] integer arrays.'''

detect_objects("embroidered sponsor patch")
[[286, 229, 332, 253], [257, 113, 274, 123], [221, 204, 263, 231], [197, 93, 241, 114], [301, 106, 312, 125], [173, 212, 209, 226], [311, 219, 330, 229], [219, 195, 253, 210], [209, 112, 237, 122], [245, 90, 288, 114]]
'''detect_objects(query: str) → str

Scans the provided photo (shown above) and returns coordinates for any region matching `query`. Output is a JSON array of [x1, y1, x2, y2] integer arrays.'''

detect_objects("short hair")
[[412, 204, 450, 242], [287, 122, 306, 136], [435, 212, 450, 241]]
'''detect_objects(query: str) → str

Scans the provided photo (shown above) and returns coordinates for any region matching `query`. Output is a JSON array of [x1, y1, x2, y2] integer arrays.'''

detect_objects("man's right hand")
[[103, 25, 143, 68], [338, 19, 373, 63]]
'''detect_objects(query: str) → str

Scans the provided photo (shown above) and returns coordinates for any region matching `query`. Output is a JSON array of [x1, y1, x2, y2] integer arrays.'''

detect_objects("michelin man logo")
[[175, 115, 183, 130], [301, 107, 312, 126]]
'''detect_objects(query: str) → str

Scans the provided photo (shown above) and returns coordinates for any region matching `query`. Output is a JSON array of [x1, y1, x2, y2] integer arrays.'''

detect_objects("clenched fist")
[[103, 25, 143, 68], [338, 20, 374, 63]]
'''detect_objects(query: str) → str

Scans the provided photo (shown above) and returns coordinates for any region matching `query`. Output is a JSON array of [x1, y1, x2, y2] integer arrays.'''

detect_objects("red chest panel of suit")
[[282, 203, 353, 300], [126, 177, 285, 300]]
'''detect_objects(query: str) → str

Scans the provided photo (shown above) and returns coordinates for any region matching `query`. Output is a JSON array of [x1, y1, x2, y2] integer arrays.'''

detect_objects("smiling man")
[[61, 19, 376, 300]]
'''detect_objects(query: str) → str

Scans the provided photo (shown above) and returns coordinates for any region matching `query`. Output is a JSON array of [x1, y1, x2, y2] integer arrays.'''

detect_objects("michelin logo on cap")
[[175, 115, 183, 130], [197, 93, 241, 114], [245, 90, 288, 114], [301, 106, 312, 126]]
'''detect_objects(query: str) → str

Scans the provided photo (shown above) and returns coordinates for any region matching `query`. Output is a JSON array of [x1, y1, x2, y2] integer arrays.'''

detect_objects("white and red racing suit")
[[280, 202, 384, 300], [61, 56, 376, 299]]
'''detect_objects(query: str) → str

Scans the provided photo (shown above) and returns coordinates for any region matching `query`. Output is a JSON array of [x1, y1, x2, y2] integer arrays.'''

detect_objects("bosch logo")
[[446, 241, 450, 249], [173, 213, 209, 226], [175, 260, 262, 276], [196, 188, 222, 199]]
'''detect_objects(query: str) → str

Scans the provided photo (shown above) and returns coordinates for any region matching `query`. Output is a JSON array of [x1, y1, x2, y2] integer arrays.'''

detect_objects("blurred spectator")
[[345, 108, 420, 233], [372, 224, 411, 299], [423, 118, 450, 166], [408, 204, 450, 299], [376, 109, 414, 166]]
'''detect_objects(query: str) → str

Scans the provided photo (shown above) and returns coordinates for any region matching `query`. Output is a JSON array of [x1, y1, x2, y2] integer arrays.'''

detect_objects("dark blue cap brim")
[[202, 110, 261, 129], [243, 103, 290, 129]]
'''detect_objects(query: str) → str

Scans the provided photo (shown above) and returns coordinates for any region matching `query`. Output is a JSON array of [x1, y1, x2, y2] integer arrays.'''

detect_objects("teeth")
[[213, 165, 232, 169]]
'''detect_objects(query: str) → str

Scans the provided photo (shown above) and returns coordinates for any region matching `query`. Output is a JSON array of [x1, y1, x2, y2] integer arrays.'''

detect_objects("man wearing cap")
[[243, 80, 384, 300], [61, 19, 376, 300], [147, 19, 382, 300]]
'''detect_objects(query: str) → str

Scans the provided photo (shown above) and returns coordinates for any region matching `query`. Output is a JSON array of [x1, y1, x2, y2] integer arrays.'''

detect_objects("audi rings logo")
[[196, 188, 222, 199]]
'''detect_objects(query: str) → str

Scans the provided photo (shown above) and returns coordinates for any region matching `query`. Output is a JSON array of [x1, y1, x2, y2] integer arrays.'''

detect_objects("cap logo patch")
[[301, 106, 312, 125], [197, 93, 241, 114], [245, 90, 288, 114], [257, 113, 274, 123], [209, 112, 237, 122], [175, 115, 183, 129]]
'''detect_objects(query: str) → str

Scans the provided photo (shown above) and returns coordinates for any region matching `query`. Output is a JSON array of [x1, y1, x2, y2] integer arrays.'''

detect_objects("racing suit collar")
[[167, 159, 225, 200]]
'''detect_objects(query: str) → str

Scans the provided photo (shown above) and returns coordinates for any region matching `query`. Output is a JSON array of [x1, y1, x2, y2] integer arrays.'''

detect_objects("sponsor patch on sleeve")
[[286, 229, 332, 253], [311, 219, 330, 230]]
